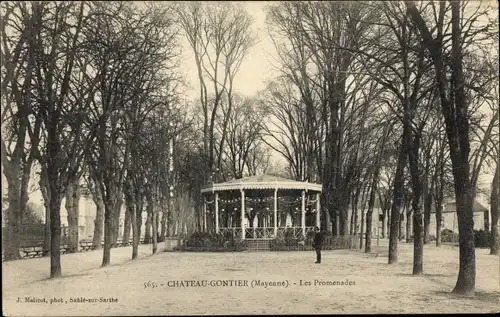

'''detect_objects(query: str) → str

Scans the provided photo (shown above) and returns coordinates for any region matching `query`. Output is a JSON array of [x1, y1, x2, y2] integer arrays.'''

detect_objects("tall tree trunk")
[[40, 167, 51, 257], [122, 206, 131, 246], [160, 198, 167, 241], [123, 183, 134, 247], [65, 185, 73, 248], [156, 211, 161, 242], [350, 195, 356, 235], [153, 211, 159, 253], [2, 122, 36, 260], [365, 170, 381, 253], [436, 201, 443, 247], [4, 177, 22, 260], [450, 1, 475, 295], [167, 196, 174, 237], [65, 179, 80, 253], [339, 195, 349, 236], [320, 194, 329, 232], [101, 196, 114, 267], [92, 190, 105, 250], [144, 211, 152, 244], [408, 127, 424, 275], [453, 189, 475, 294], [353, 193, 359, 236], [130, 205, 138, 259], [388, 140, 407, 264], [147, 195, 158, 254], [399, 212, 405, 241], [406, 0, 476, 295], [406, 208, 413, 243], [483, 210, 490, 232], [490, 163, 499, 255], [49, 192, 63, 278], [47, 116, 63, 278], [359, 209, 365, 250], [423, 189, 433, 244], [412, 200, 424, 275], [101, 171, 120, 266], [330, 208, 337, 237], [382, 206, 387, 239], [132, 196, 143, 259], [111, 195, 122, 247]]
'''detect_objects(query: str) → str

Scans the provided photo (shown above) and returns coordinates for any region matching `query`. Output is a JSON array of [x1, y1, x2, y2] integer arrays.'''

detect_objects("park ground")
[[2, 240, 499, 315]]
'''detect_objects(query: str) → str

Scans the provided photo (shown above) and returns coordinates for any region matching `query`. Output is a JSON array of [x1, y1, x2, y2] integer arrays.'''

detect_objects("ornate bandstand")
[[201, 175, 322, 240]]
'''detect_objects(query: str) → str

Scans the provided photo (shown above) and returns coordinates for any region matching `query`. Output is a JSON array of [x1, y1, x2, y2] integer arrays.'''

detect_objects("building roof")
[[442, 200, 489, 214], [201, 174, 322, 194]]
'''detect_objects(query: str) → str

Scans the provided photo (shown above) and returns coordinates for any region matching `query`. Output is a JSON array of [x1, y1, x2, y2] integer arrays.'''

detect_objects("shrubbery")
[[441, 229, 459, 243], [440, 229, 491, 248], [269, 232, 356, 251], [269, 228, 307, 250], [474, 229, 491, 248], [178, 231, 247, 252]]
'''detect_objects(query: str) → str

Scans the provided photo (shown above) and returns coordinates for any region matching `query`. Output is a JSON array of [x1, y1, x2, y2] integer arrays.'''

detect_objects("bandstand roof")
[[201, 174, 322, 194]]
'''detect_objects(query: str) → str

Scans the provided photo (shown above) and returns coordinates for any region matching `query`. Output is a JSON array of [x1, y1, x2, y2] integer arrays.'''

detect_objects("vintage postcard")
[[2, 1, 499, 315]]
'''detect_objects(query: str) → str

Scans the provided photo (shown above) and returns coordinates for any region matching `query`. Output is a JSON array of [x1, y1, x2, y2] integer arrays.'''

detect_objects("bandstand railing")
[[304, 226, 316, 237], [276, 226, 316, 238], [244, 227, 275, 239], [234, 226, 316, 239], [217, 226, 316, 239], [219, 227, 242, 238]]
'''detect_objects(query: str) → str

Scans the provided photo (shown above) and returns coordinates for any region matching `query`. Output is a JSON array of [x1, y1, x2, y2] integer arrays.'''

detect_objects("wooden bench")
[[60, 245, 69, 254], [21, 246, 44, 258], [79, 241, 94, 251]]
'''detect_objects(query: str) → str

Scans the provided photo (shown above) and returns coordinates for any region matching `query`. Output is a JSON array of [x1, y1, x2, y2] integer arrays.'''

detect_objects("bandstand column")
[[240, 189, 245, 240], [215, 192, 219, 233], [274, 189, 278, 237], [301, 190, 306, 237], [203, 197, 207, 232], [316, 193, 320, 228]]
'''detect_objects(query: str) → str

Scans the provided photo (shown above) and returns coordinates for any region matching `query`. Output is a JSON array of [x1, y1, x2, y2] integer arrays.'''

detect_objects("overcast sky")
[[178, 1, 276, 100], [177, 1, 497, 189], [1, 1, 497, 206]]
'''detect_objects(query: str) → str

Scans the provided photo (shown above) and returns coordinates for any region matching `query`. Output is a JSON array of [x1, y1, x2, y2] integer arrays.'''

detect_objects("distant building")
[[429, 199, 489, 233], [35, 196, 148, 243], [330, 197, 489, 237]]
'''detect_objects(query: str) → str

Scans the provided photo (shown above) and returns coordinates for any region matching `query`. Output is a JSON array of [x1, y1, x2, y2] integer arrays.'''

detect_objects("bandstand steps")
[[245, 239, 271, 252]]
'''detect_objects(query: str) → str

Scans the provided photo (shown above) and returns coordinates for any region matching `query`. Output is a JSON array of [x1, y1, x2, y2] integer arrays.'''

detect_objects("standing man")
[[312, 226, 323, 263]]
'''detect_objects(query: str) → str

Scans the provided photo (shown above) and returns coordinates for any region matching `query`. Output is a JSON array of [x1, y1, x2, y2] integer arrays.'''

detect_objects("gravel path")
[[2, 240, 499, 315]]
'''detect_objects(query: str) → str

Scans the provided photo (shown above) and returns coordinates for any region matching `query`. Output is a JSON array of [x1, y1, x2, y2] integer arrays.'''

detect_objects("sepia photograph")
[[1, 0, 499, 315]]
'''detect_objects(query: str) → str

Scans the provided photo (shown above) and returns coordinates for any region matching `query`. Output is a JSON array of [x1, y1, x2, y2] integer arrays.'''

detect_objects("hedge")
[[269, 233, 358, 251], [175, 231, 248, 252], [474, 229, 491, 248]]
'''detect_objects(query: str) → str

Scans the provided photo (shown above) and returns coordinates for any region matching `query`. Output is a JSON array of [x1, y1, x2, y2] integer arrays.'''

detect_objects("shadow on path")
[[430, 290, 500, 304], [34, 273, 90, 284]]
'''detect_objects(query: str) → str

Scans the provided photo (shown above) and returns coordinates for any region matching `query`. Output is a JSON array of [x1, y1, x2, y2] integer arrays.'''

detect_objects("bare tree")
[[25, 2, 100, 278], [216, 94, 267, 178], [1, 1, 44, 261], [177, 1, 256, 174], [79, 1, 180, 265], [344, 2, 436, 270], [265, 2, 383, 237], [406, 0, 497, 295]]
